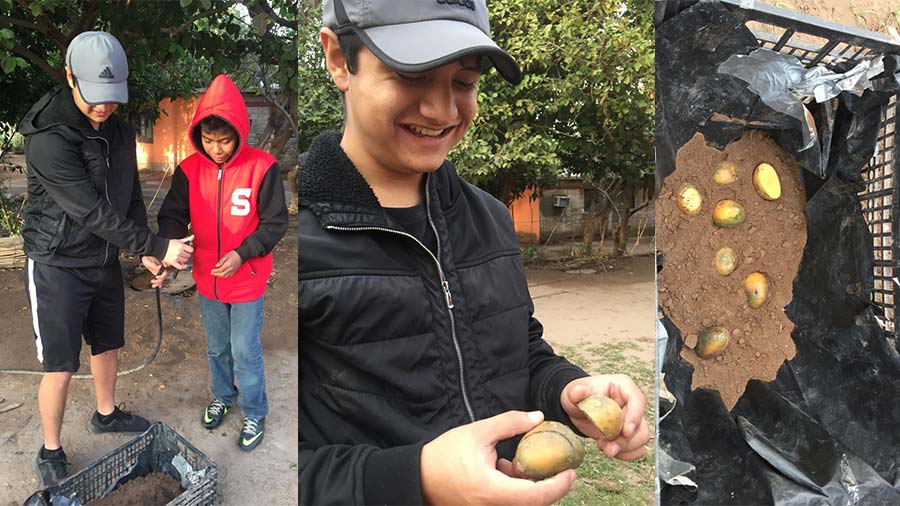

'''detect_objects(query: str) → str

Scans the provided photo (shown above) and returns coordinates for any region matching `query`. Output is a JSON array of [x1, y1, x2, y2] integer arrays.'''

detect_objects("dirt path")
[[532, 254, 656, 368], [0, 170, 297, 505], [775, 0, 900, 36]]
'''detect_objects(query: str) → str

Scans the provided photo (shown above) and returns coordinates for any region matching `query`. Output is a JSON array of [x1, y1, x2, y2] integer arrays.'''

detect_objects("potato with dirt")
[[715, 247, 739, 276], [753, 163, 781, 200], [713, 200, 746, 228], [513, 421, 585, 480], [745, 272, 769, 308], [577, 395, 624, 440], [712, 161, 738, 185], [677, 183, 703, 216], [695, 326, 731, 359]]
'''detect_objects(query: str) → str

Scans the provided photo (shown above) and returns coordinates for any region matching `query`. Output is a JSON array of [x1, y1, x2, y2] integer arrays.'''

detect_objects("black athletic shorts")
[[24, 258, 125, 373]]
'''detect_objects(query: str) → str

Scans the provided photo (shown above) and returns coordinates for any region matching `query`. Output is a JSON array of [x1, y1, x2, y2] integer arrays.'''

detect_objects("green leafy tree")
[[454, 0, 654, 256], [295, 0, 654, 256], [297, 0, 341, 153], [0, 0, 296, 161]]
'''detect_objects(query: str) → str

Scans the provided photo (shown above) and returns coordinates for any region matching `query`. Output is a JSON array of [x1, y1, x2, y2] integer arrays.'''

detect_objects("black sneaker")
[[201, 399, 230, 430], [34, 446, 70, 487], [89, 404, 151, 434], [239, 417, 265, 451]]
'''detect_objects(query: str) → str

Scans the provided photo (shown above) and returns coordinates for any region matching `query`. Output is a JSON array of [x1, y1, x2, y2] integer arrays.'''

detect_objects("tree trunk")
[[615, 186, 636, 257], [582, 212, 596, 255]]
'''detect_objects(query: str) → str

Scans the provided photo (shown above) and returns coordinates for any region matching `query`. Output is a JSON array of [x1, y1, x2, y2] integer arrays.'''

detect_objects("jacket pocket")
[[35, 214, 66, 253]]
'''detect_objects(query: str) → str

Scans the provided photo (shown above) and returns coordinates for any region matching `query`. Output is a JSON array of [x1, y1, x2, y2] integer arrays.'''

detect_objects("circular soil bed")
[[657, 130, 807, 409], [88, 472, 183, 506]]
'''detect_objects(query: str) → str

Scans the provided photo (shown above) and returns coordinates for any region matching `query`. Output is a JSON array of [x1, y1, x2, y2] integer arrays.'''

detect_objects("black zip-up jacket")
[[18, 84, 168, 267], [299, 131, 588, 505]]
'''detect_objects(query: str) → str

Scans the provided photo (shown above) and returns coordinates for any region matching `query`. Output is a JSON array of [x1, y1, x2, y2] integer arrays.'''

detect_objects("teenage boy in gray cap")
[[298, 1, 652, 504], [18, 31, 194, 487]]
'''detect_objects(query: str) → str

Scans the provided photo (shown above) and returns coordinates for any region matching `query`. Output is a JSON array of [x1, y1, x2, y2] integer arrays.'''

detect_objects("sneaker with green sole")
[[202, 399, 230, 430], [239, 417, 265, 451]]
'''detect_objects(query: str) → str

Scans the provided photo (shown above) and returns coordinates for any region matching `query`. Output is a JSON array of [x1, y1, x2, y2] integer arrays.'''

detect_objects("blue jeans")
[[198, 294, 268, 419]]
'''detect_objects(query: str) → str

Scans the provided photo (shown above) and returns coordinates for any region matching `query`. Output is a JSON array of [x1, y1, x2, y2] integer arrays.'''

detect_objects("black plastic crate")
[[28, 422, 217, 506], [658, 0, 900, 340]]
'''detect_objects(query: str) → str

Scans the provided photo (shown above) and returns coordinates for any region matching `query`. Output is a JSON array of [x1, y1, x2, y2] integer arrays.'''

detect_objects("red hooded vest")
[[179, 74, 276, 303]]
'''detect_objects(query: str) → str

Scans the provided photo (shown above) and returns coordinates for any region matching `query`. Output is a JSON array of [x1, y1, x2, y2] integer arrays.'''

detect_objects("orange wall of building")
[[509, 189, 540, 242], [136, 96, 199, 170]]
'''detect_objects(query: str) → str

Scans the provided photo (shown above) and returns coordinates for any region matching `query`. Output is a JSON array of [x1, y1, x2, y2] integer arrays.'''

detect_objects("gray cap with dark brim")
[[66, 31, 129, 105], [345, 20, 521, 84], [325, 0, 522, 85]]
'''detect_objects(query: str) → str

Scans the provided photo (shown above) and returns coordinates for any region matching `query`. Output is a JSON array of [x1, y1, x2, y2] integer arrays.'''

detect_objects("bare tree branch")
[[69, 0, 101, 42], [14, 0, 68, 50], [0, 16, 43, 33], [160, 1, 237, 35], [248, 0, 294, 28], [11, 43, 62, 80]]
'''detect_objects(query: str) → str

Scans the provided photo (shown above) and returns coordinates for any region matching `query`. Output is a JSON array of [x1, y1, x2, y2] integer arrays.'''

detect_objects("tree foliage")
[[453, 0, 654, 204], [295, 0, 654, 255], [0, 0, 297, 160], [297, 0, 341, 153]]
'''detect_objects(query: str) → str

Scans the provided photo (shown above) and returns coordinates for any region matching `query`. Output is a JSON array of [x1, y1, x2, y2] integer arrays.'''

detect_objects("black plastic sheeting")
[[657, 2, 900, 504]]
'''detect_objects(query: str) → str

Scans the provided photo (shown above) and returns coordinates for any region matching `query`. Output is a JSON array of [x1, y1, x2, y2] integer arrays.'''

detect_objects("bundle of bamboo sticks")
[[0, 235, 25, 269]]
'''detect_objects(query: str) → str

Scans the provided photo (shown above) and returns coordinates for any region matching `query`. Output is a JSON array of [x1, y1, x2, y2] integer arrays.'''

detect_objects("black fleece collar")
[[19, 84, 109, 137], [298, 130, 461, 228]]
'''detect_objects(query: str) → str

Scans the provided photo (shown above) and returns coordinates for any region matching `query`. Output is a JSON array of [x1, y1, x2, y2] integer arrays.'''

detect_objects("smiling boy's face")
[[332, 41, 482, 179]]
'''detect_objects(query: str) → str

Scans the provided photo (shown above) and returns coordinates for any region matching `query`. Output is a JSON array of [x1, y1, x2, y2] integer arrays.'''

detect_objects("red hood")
[[189, 74, 250, 167]]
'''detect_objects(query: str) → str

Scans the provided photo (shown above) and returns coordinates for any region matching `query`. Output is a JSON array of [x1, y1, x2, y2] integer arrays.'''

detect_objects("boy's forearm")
[[157, 166, 191, 239], [235, 164, 288, 259], [527, 315, 590, 431], [300, 440, 426, 505]]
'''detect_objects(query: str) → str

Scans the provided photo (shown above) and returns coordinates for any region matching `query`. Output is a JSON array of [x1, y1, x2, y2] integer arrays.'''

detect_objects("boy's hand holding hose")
[[140, 256, 167, 288], [162, 234, 194, 270]]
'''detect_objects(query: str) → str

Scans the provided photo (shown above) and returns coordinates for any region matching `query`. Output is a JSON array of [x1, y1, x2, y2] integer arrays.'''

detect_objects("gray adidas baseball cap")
[[65, 31, 129, 105], [323, 0, 522, 84]]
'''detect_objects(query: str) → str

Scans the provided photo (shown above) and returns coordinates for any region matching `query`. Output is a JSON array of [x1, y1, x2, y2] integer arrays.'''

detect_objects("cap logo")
[[436, 0, 475, 11], [98, 66, 115, 79]]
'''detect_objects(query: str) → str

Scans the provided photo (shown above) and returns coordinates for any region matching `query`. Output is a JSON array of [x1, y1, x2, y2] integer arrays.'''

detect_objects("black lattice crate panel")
[[721, 0, 900, 339], [45, 422, 218, 505]]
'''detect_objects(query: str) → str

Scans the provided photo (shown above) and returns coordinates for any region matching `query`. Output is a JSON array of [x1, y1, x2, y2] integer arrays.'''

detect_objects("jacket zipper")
[[324, 175, 476, 423], [86, 135, 111, 265], [214, 167, 223, 300]]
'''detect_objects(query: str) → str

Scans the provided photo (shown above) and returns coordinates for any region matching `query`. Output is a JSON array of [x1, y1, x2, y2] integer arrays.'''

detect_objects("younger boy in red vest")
[[156, 74, 288, 450]]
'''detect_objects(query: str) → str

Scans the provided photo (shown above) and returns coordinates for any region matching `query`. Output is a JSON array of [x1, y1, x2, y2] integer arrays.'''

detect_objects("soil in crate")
[[657, 130, 807, 409], [88, 472, 183, 506]]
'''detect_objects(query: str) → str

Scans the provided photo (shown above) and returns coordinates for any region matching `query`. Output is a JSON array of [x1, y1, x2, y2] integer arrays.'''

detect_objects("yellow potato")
[[712, 200, 746, 228], [712, 161, 738, 185], [577, 395, 624, 440], [677, 183, 703, 216], [714, 247, 739, 276], [514, 421, 585, 480], [745, 272, 769, 308], [696, 326, 731, 359], [753, 163, 781, 200]]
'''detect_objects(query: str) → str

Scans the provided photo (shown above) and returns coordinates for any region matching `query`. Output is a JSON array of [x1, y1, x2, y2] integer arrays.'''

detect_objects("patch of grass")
[[555, 341, 656, 506], [0, 185, 24, 237]]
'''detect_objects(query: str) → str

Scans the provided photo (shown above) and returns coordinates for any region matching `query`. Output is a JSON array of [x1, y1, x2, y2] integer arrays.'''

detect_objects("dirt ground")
[[0, 169, 298, 505], [657, 131, 806, 409], [534, 253, 656, 506], [773, 0, 900, 36], [530, 254, 656, 366], [89, 472, 182, 506]]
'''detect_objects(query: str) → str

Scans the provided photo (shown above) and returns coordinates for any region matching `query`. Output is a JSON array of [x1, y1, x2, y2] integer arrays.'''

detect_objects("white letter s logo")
[[231, 188, 252, 216]]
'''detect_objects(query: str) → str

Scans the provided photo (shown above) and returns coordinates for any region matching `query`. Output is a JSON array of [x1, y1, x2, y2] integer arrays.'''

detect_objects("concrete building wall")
[[137, 93, 298, 171]]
